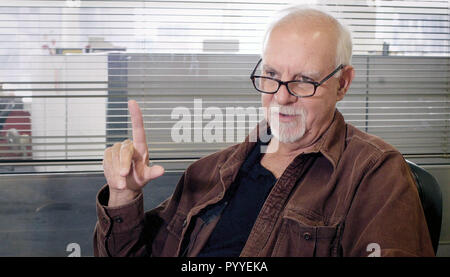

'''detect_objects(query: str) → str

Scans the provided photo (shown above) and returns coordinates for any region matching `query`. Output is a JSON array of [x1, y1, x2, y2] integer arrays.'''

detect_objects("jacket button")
[[114, 216, 123, 223], [303, 232, 312, 240]]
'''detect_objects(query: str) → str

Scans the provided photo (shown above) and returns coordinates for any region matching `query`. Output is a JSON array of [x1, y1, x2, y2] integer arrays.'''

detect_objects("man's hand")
[[103, 100, 165, 207]]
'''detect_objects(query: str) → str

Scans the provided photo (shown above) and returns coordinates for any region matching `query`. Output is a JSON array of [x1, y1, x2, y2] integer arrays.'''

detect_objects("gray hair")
[[261, 6, 353, 72]]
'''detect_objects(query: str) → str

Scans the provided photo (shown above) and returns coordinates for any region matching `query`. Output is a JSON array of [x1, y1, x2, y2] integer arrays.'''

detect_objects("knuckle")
[[122, 144, 134, 155], [103, 149, 111, 162], [120, 140, 132, 149]]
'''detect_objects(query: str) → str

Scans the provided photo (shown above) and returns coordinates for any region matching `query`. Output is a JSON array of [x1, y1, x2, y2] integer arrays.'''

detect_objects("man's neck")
[[265, 136, 315, 158], [264, 112, 336, 158], [260, 130, 324, 179]]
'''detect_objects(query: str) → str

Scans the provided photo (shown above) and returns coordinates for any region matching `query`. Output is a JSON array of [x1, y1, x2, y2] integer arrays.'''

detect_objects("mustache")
[[268, 104, 305, 116]]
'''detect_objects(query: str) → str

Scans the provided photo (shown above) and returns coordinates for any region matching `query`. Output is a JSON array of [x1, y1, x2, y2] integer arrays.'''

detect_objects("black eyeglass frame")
[[250, 58, 345, 98]]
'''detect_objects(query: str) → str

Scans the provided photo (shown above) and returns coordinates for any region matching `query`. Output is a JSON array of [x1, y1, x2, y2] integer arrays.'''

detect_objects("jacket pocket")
[[272, 212, 341, 257]]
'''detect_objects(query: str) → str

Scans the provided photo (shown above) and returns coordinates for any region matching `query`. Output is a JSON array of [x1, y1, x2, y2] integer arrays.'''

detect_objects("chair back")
[[406, 160, 443, 254]]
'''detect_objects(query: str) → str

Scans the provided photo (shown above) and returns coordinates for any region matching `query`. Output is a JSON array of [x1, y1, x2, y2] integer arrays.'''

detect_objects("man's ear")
[[337, 65, 355, 101]]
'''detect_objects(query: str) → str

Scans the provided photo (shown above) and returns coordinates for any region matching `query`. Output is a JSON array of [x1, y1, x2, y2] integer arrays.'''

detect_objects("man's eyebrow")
[[262, 64, 320, 80], [294, 71, 321, 81], [262, 64, 278, 73]]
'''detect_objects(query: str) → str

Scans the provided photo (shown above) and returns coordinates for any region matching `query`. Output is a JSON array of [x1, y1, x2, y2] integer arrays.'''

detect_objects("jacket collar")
[[306, 109, 347, 170]]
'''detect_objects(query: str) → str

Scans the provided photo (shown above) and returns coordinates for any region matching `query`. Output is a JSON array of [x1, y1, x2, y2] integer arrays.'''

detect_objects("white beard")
[[265, 103, 308, 143]]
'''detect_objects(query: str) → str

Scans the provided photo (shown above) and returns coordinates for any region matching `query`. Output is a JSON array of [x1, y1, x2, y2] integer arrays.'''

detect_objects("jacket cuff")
[[96, 184, 145, 236]]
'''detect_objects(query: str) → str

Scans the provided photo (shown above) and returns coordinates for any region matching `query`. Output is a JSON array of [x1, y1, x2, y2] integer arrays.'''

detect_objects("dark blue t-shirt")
[[197, 140, 277, 257]]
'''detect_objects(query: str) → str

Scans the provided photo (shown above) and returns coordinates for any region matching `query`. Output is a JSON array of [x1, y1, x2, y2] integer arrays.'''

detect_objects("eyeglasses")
[[250, 58, 345, 98]]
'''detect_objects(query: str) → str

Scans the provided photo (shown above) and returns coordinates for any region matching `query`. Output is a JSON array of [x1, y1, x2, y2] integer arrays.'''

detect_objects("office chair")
[[406, 160, 443, 254]]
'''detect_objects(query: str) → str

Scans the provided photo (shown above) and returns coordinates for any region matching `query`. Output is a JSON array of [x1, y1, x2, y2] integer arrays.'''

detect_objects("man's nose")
[[275, 83, 297, 105]]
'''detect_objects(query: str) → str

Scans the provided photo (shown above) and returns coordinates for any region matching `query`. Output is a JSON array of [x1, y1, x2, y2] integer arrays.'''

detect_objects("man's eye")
[[302, 76, 315, 82], [296, 76, 313, 82], [264, 71, 276, 77]]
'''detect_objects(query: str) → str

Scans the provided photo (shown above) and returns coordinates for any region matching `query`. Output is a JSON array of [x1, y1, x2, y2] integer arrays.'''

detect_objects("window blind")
[[0, 0, 448, 173]]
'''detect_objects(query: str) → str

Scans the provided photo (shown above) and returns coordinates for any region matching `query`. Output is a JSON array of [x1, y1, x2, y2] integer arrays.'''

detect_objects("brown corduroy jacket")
[[94, 110, 434, 257]]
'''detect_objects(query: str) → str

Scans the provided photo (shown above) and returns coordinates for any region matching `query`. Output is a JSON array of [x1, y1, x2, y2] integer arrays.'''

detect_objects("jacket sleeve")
[[93, 184, 170, 257], [341, 151, 435, 257]]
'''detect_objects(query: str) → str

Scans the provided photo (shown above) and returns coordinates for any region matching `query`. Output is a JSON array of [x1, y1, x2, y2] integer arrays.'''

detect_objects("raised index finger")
[[128, 100, 148, 152]]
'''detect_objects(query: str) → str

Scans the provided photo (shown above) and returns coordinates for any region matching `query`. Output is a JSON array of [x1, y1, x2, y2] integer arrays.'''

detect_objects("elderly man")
[[94, 7, 434, 257]]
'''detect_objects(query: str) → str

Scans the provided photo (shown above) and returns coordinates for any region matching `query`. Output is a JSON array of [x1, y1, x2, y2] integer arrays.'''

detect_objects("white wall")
[[30, 54, 107, 172]]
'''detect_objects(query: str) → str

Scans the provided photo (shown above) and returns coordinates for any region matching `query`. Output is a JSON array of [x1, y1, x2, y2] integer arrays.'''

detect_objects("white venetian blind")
[[0, 0, 448, 173]]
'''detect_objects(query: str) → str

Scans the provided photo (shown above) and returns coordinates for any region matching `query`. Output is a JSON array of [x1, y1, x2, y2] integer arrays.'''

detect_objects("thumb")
[[143, 164, 165, 181]]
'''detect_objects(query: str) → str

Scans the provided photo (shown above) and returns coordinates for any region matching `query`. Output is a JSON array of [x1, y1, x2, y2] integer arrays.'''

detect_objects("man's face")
[[261, 20, 346, 144]]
